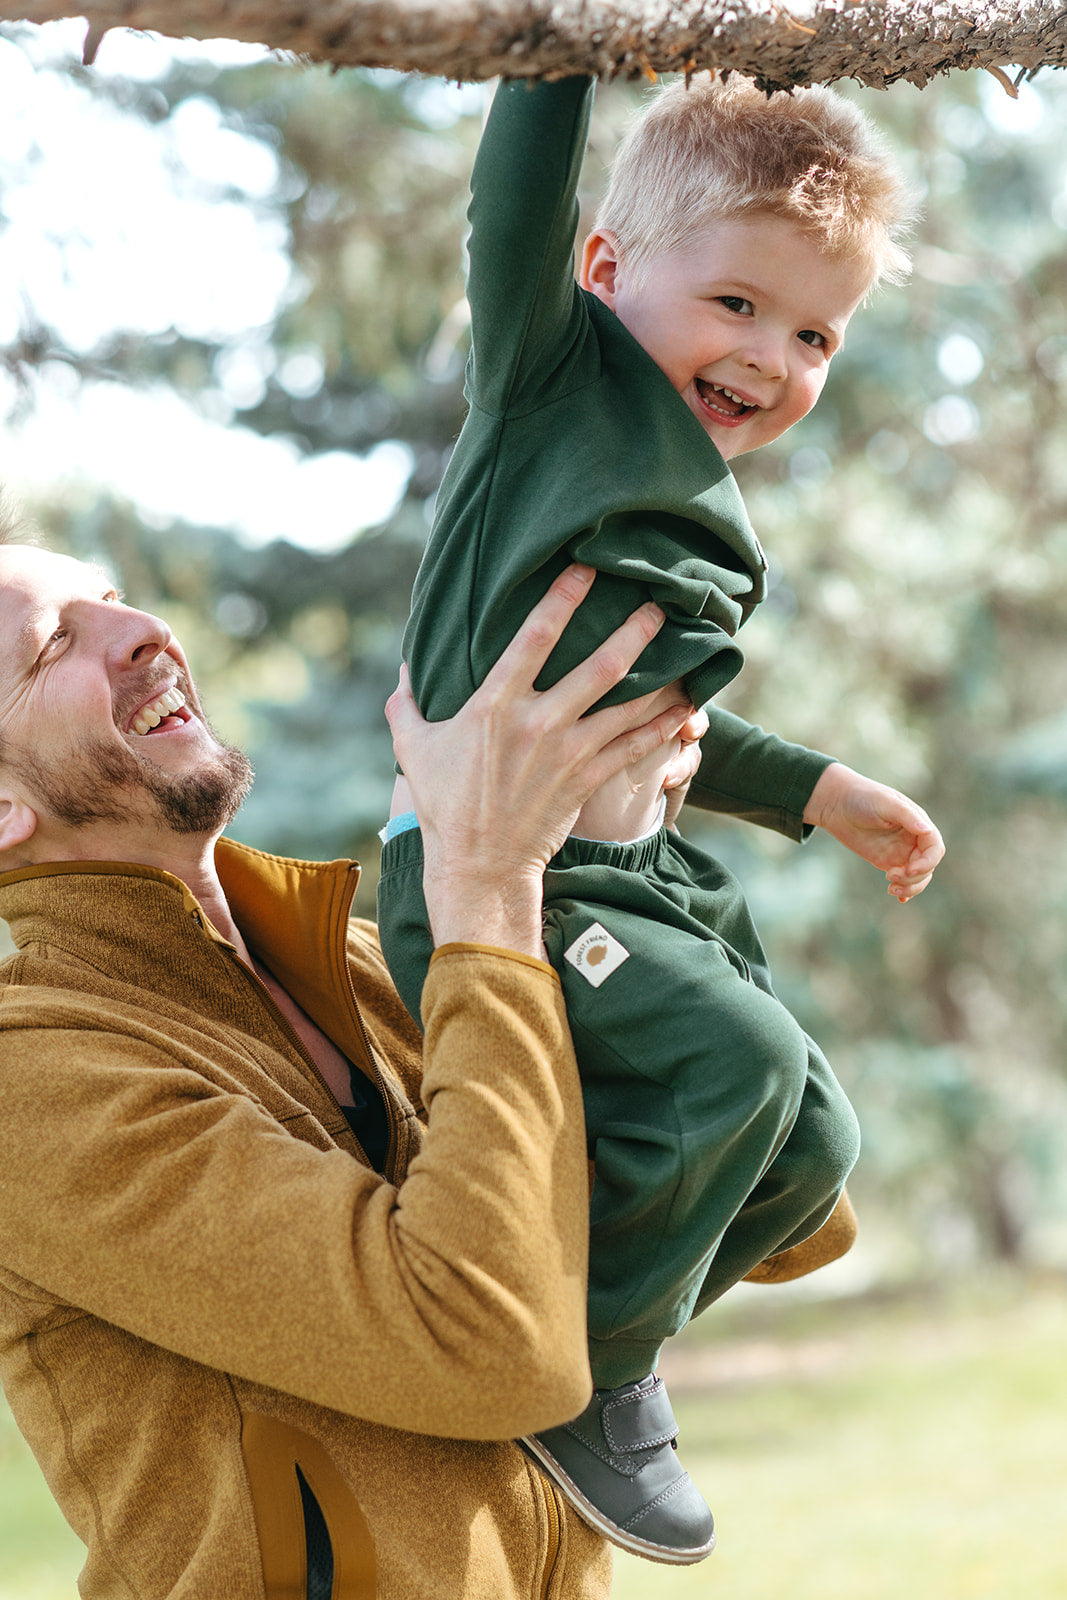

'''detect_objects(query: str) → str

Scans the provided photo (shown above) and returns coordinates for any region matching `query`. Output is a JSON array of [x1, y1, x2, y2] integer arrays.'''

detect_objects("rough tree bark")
[[0, 0, 1064, 91]]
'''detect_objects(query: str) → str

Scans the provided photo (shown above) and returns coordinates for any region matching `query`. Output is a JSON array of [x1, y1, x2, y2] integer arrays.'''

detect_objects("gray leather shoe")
[[520, 1374, 715, 1565]]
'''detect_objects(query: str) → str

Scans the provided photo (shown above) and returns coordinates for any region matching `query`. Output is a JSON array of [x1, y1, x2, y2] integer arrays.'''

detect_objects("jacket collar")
[[0, 839, 366, 1058]]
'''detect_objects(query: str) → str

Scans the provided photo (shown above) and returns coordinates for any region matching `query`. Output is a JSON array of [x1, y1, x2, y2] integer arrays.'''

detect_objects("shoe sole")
[[518, 1435, 716, 1566]]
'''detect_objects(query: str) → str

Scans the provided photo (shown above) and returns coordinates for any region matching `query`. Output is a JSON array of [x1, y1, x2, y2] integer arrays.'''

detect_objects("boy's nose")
[[743, 333, 788, 381]]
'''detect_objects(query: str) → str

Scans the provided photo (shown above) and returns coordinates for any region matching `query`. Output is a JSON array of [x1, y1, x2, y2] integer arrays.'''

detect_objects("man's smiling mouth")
[[129, 687, 189, 736], [695, 379, 759, 420]]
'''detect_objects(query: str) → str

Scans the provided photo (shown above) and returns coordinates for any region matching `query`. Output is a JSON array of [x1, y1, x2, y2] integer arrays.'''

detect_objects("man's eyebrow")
[[87, 562, 121, 597]]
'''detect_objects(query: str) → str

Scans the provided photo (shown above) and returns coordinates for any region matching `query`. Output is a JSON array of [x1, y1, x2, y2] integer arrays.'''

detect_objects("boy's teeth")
[[131, 687, 185, 736]]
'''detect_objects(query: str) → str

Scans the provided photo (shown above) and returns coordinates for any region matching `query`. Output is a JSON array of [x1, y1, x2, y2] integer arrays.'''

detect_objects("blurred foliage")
[[1, 24, 1065, 1272]]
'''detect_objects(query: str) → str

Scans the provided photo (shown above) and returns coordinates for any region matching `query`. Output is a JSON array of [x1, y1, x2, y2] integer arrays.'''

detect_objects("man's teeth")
[[131, 688, 185, 736]]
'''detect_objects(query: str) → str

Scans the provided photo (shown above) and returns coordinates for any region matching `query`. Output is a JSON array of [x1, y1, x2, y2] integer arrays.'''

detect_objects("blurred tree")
[[0, 21, 1065, 1269], [2, 32, 485, 905]]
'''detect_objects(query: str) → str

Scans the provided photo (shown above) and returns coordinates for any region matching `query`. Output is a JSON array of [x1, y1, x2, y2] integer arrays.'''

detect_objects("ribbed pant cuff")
[[588, 1336, 664, 1391]]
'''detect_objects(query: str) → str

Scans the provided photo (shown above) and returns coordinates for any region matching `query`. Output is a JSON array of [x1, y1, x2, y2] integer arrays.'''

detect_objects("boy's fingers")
[[887, 826, 944, 899], [918, 826, 946, 861], [902, 829, 944, 878]]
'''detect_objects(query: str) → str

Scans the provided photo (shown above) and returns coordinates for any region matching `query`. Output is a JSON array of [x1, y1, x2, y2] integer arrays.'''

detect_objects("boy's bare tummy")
[[389, 679, 688, 847]]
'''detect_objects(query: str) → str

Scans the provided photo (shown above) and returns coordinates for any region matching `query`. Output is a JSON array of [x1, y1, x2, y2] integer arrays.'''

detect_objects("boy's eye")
[[798, 328, 826, 348], [717, 296, 753, 316]]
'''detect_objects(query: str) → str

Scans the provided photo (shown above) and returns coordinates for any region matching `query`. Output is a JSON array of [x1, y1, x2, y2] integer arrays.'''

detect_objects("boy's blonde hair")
[[597, 73, 914, 287]]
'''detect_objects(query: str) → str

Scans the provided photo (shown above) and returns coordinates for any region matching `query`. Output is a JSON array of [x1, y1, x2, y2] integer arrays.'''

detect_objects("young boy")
[[377, 74, 941, 1565]]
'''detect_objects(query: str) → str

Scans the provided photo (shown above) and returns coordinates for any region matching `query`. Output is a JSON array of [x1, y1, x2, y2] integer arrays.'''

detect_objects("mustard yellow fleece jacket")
[[0, 839, 611, 1599]]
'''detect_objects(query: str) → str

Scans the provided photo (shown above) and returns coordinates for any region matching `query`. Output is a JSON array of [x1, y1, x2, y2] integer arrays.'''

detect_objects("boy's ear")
[[580, 229, 623, 308], [0, 793, 38, 860]]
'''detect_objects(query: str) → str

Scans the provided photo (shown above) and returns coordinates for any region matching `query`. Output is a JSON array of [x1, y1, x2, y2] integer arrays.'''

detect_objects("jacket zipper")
[[539, 1477, 563, 1599], [344, 968, 399, 1179]]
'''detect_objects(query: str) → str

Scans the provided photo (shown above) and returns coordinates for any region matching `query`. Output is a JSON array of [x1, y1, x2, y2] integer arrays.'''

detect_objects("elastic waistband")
[[380, 815, 675, 876], [550, 825, 671, 874]]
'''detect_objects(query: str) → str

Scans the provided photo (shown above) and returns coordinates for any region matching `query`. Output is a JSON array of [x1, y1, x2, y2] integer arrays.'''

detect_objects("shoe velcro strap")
[[601, 1378, 679, 1455]]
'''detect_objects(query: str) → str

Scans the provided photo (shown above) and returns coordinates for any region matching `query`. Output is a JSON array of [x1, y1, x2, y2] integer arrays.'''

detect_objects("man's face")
[[583, 212, 872, 461], [0, 545, 251, 858]]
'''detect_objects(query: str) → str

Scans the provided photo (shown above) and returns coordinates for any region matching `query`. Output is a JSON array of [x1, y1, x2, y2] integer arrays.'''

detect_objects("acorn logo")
[[563, 922, 630, 988]]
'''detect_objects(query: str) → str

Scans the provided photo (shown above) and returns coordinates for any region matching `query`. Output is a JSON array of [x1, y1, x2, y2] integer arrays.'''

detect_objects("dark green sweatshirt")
[[403, 77, 830, 834], [405, 75, 768, 717]]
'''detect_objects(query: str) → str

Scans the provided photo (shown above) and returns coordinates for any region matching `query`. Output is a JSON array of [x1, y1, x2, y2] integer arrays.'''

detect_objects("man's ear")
[[580, 228, 623, 308], [0, 794, 38, 860]]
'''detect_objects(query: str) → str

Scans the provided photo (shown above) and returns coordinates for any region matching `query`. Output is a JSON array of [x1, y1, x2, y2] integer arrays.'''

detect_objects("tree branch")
[[1, 0, 1065, 90]]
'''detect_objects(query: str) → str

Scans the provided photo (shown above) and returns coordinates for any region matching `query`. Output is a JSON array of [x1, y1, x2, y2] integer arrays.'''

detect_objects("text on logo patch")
[[563, 922, 630, 988]]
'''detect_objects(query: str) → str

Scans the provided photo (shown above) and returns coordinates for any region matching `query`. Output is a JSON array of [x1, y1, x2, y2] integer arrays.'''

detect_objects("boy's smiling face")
[[581, 212, 872, 461]]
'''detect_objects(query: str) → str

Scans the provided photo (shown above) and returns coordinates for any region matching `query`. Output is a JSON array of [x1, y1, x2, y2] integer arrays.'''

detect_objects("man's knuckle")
[[472, 681, 506, 719], [523, 617, 556, 655], [553, 569, 585, 604], [594, 648, 624, 687], [530, 706, 561, 745]]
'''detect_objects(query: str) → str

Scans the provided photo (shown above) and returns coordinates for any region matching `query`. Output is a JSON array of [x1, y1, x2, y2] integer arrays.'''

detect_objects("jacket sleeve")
[[0, 950, 593, 1440], [465, 76, 595, 414], [687, 705, 836, 842]]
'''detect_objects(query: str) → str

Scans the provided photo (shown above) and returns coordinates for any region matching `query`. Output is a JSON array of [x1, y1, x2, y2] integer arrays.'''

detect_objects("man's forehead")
[[0, 544, 115, 597]]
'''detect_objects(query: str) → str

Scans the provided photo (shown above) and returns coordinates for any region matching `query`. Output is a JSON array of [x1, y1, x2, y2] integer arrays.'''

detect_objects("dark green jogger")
[[377, 822, 860, 1390]]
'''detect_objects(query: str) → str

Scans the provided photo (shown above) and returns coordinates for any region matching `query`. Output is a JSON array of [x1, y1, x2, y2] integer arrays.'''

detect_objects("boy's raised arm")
[[465, 76, 595, 412]]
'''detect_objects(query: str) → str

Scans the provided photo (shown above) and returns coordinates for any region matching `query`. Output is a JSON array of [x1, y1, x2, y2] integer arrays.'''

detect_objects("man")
[[0, 536, 853, 1598], [0, 532, 722, 1598]]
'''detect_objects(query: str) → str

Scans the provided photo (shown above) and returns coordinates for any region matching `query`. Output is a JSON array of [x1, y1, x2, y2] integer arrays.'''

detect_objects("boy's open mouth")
[[695, 379, 758, 421]]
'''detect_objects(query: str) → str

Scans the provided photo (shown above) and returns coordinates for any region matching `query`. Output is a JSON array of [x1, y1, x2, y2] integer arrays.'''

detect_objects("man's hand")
[[803, 762, 945, 903], [386, 565, 695, 957]]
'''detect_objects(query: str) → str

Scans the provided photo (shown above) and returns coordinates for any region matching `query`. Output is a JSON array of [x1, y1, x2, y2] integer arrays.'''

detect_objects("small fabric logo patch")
[[563, 922, 630, 988]]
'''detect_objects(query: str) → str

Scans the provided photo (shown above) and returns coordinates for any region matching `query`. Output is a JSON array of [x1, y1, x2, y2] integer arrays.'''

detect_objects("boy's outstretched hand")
[[802, 762, 945, 903]]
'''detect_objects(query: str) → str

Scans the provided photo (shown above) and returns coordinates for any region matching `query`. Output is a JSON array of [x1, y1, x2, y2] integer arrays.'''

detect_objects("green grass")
[[0, 1396, 84, 1599], [613, 1274, 1067, 1599], [2, 1275, 1065, 1598]]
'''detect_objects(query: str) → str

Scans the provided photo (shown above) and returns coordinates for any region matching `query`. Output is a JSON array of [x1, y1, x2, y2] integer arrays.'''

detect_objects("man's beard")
[[16, 730, 254, 836]]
